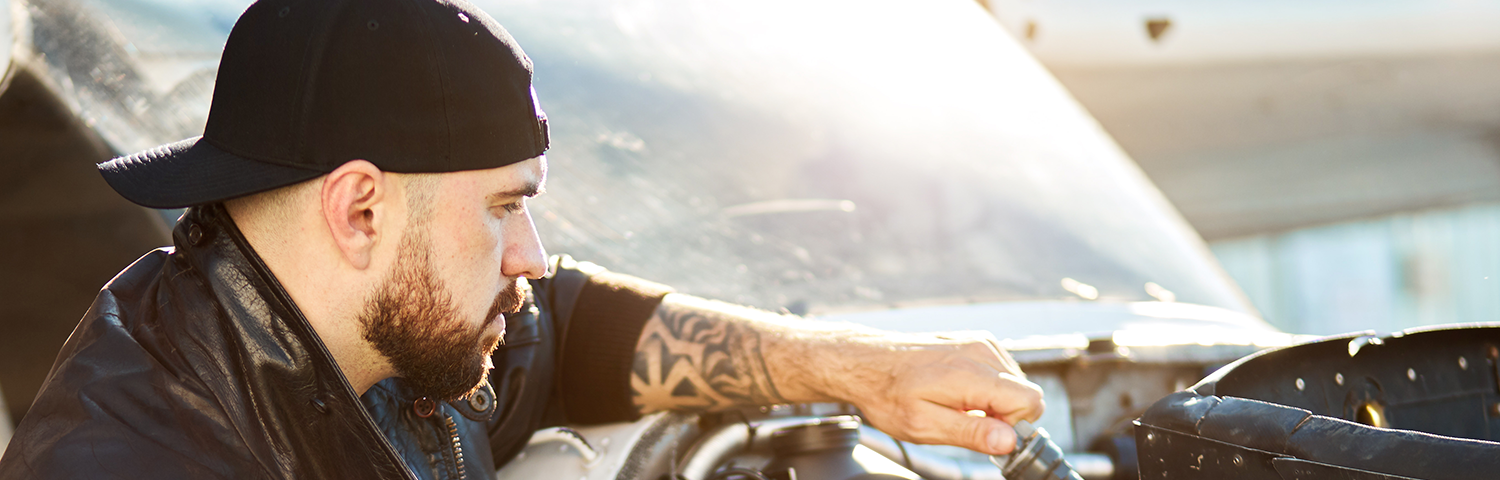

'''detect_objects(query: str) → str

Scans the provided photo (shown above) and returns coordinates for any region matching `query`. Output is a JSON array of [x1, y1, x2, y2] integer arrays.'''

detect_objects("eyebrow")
[[487, 179, 545, 204]]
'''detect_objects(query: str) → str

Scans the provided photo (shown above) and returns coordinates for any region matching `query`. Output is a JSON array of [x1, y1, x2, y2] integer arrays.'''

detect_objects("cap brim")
[[99, 137, 326, 209]]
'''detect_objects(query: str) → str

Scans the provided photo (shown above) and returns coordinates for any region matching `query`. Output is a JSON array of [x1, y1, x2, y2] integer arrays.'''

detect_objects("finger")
[[985, 373, 1045, 424], [907, 402, 1020, 455], [918, 368, 1045, 424], [984, 338, 1024, 374]]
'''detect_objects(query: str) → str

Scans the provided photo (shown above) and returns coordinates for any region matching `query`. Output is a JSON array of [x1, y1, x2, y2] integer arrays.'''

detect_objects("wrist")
[[763, 327, 894, 404]]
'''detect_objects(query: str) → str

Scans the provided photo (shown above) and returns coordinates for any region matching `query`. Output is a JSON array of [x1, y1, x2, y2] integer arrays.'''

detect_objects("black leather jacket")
[[0, 204, 667, 479]]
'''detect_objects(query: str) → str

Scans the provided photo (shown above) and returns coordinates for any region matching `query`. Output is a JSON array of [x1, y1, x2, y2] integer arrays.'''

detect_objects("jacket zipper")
[[444, 413, 467, 480]]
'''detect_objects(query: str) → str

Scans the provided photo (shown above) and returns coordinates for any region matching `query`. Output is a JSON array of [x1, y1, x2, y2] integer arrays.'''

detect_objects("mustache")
[[486, 277, 530, 321]]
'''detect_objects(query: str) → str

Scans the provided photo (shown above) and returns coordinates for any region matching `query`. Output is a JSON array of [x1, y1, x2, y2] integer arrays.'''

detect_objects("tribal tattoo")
[[632, 298, 788, 414]]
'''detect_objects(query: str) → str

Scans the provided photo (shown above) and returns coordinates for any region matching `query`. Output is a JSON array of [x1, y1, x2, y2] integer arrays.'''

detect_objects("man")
[[0, 0, 1043, 477]]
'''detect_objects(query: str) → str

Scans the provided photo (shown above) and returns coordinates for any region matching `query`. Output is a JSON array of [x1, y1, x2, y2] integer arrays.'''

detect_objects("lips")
[[487, 312, 507, 335]]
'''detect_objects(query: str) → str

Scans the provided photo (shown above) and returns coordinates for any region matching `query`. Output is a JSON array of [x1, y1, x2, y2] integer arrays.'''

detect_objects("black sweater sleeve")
[[550, 257, 673, 424]]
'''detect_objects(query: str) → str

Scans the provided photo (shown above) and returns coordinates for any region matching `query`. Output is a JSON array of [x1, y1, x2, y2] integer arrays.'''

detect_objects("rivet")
[[310, 396, 329, 414], [1407, 368, 1417, 381], [187, 224, 204, 245], [278, 6, 290, 17], [1232, 454, 1244, 467], [467, 390, 491, 412], [1489, 345, 1498, 360], [1460, 356, 1469, 370], [1491, 403, 1500, 417], [1335, 373, 1344, 386], [1295, 378, 1305, 391], [367, 20, 379, 30]]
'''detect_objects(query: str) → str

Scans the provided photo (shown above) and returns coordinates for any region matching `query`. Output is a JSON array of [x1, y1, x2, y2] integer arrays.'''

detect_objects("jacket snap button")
[[187, 224, 204, 245], [310, 397, 329, 414], [413, 397, 436, 418]]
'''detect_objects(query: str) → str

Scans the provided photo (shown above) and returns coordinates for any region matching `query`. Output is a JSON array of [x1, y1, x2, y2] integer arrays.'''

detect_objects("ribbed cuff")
[[558, 270, 672, 424]]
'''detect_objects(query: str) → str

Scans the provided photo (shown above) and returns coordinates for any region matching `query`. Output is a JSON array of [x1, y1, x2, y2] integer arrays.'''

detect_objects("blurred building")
[[1214, 204, 1500, 335], [983, 0, 1500, 334]]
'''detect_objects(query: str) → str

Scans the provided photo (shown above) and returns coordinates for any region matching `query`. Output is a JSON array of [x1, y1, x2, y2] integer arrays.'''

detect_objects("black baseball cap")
[[99, 0, 549, 209]]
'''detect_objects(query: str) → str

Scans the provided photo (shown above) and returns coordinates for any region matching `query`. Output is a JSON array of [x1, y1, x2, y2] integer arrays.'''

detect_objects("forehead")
[[438, 156, 547, 200]]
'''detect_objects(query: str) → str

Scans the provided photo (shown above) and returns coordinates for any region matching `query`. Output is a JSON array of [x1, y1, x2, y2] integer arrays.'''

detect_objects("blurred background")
[[5, 0, 1500, 468], [983, 0, 1500, 336]]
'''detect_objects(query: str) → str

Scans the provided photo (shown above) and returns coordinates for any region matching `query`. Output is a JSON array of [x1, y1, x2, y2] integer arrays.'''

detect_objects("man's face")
[[358, 157, 549, 401]]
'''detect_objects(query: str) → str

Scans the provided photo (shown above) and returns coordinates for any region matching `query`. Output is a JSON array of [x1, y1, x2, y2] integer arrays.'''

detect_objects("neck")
[[224, 203, 396, 397]]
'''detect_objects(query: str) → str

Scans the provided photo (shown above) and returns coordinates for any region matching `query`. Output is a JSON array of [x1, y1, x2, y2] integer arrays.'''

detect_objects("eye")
[[493, 200, 526, 215]]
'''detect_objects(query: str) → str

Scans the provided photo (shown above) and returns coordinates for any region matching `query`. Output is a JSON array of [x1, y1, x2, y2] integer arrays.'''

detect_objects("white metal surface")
[[816, 300, 1280, 340], [496, 413, 670, 480], [988, 0, 1500, 67], [982, 0, 1500, 240]]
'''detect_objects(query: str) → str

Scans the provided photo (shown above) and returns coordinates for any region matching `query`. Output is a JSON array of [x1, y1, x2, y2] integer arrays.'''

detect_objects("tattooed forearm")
[[631, 295, 788, 414]]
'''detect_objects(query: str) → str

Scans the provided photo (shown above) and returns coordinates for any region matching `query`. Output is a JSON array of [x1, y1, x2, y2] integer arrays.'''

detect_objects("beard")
[[359, 228, 528, 402]]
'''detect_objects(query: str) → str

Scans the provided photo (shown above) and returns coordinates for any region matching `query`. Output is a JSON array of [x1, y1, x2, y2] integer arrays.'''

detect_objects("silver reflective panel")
[[27, 0, 1251, 317], [486, 0, 1249, 314]]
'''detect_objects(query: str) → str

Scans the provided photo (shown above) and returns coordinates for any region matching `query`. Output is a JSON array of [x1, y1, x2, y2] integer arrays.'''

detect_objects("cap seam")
[[409, 0, 455, 162], [294, 0, 358, 163]]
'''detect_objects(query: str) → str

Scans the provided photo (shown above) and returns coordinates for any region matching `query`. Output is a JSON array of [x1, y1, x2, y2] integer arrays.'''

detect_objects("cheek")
[[437, 208, 507, 316], [466, 216, 506, 298]]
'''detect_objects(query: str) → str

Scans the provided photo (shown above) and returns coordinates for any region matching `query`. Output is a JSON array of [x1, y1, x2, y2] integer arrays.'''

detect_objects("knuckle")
[[1015, 378, 1042, 398], [960, 419, 988, 446]]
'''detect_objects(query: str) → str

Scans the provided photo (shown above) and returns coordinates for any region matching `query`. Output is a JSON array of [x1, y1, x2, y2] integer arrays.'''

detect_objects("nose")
[[502, 207, 548, 279]]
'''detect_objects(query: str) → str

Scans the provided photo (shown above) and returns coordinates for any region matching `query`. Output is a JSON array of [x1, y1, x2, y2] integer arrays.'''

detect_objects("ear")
[[321, 160, 389, 270]]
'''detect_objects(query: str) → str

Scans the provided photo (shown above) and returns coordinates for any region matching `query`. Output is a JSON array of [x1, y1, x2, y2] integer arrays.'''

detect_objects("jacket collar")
[[172, 204, 418, 479]]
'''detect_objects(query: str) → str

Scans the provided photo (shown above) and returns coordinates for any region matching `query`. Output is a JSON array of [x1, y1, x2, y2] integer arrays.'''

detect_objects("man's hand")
[[794, 332, 1045, 455], [631, 294, 1045, 455]]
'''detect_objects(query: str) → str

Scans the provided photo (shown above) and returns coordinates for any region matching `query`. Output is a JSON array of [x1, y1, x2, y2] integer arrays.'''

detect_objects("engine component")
[[527, 427, 600, 464], [761, 417, 906, 480], [1136, 325, 1500, 479], [858, 426, 1115, 480], [679, 414, 1103, 480], [989, 420, 1086, 480]]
